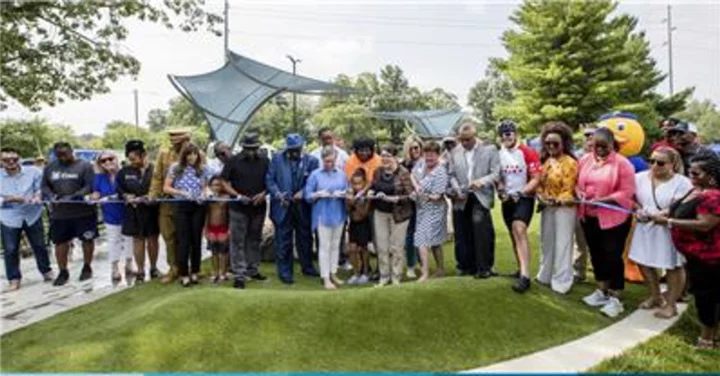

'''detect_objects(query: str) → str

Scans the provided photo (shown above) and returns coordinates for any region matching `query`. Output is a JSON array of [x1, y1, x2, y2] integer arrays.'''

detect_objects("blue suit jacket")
[[265, 151, 319, 224]]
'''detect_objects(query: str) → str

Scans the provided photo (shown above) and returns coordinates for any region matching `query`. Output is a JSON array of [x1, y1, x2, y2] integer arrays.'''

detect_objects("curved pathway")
[[462, 303, 687, 373]]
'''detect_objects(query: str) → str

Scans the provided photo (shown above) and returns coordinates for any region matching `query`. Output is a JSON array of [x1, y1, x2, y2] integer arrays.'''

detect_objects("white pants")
[[318, 224, 344, 279], [105, 224, 133, 264], [537, 206, 576, 294]]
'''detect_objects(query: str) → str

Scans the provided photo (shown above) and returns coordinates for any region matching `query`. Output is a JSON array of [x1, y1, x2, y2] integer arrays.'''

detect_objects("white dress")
[[629, 171, 693, 269]]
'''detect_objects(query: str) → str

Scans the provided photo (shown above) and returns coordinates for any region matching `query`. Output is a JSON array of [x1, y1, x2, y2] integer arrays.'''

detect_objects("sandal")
[[694, 337, 714, 350], [638, 297, 664, 310]]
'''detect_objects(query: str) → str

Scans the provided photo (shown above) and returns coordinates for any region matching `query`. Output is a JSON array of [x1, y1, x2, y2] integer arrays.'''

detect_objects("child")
[[345, 168, 372, 285], [205, 176, 230, 283]]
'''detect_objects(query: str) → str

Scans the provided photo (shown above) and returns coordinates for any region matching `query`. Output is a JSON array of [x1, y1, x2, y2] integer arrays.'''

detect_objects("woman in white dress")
[[629, 146, 692, 318]]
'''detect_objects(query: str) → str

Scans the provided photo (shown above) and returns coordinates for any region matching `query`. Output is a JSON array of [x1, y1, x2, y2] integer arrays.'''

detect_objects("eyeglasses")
[[544, 141, 560, 148], [501, 132, 514, 138], [100, 157, 115, 164], [584, 133, 594, 139], [2, 157, 19, 163], [648, 158, 667, 167]]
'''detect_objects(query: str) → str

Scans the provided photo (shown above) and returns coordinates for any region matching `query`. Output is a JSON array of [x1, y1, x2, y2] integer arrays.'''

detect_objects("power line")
[[234, 31, 505, 48]]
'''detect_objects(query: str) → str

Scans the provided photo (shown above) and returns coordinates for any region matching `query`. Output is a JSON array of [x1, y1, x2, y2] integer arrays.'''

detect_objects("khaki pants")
[[159, 203, 176, 270], [538, 206, 576, 294], [373, 211, 409, 282]]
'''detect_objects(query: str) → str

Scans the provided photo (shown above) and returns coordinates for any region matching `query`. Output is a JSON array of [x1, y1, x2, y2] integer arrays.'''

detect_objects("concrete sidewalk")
[[0, 236, 198, 335], [462, 303, 687, 373]]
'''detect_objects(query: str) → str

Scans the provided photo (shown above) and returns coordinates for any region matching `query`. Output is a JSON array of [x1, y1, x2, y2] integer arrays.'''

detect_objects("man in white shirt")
[[311, 128, 349, 171]]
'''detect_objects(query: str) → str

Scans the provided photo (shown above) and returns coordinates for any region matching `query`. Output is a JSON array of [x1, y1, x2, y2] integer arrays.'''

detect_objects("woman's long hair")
[[653, 146, 684, 175], [94, 151, 119, 174], [177, 143, 203, 177], [402, 135, 423, 162], [539, 121, 576, 163]]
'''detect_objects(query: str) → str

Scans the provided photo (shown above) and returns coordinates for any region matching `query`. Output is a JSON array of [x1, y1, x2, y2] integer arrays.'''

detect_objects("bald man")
[[446, 123, 501, 279]]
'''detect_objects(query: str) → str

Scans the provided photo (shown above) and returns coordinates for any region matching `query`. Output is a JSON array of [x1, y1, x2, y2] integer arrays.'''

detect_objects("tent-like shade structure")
[[169, 50, 352, 145], [374, 109, 464, 137]]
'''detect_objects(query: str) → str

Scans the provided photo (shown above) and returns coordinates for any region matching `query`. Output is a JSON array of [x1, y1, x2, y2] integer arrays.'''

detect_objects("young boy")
[[205, 176, 230, 283], [345, 168, 372, 285]]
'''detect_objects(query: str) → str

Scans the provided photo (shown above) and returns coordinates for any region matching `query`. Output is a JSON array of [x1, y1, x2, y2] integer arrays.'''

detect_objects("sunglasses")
[[2, 157, 19, 163], [410, 146, 420, 151], [648, 158, 667, 167], [584, 133, 594, 138], [501, 132, 515, 138], [100, 157, 115, 163], [544, 141, 561, 148]]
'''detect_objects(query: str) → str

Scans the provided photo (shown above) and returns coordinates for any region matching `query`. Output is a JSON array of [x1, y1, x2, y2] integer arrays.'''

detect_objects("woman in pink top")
[[576, 127, 636, 318]]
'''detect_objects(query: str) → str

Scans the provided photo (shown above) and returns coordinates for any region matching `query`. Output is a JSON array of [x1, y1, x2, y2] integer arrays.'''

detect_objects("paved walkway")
[[462, 303, 687, 373], [0, 236, 204, 335]]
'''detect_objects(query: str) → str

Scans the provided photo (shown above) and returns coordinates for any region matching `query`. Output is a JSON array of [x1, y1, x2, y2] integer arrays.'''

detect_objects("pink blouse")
[[576, 152, 636, 229]]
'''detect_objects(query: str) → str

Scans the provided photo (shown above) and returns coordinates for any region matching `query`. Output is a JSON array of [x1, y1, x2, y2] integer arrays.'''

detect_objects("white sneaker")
[[600, 297, 625, 318], [341, 262, 353, 271], [583, 289, 610, 307], [406, 269, 417, 279], [357, 275, 370, 284], [347, 275, 359, 285]]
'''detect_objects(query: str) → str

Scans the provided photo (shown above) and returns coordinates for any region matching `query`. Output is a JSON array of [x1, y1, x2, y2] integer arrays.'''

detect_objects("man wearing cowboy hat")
[[149, 127, 203, 283], [221, 133, 269, 289], [265, 133, 321, 284]]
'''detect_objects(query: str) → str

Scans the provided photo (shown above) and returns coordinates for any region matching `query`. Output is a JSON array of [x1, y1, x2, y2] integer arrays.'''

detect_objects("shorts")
[[51, 214, 99, 244], [208, 240, 229, 254], [206, 224, 229, 238], [349, 218, 372, 247], [122, 205, 160, 237], [501, 197, 535, 230]]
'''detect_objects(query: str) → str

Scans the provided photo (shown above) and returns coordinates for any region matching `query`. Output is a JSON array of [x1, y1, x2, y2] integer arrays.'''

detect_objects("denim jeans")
[[1, 219, 52, 281]]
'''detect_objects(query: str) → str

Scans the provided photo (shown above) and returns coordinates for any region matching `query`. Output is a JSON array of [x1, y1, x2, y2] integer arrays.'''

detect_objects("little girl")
[[345, 168, 371, 285], [205, 176, 230, 283]]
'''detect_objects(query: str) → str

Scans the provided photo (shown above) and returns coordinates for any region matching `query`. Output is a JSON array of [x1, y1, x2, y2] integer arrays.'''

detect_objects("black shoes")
[[53, 269, 70, 286], [233, 278, 246, 289], [512, 276, 531, 293], [303, 269, 320, 277], [79, 264, 93, 281], [248, 272, 267, 281], [474, 271, 493, 279], [149, 268, 161, 280]]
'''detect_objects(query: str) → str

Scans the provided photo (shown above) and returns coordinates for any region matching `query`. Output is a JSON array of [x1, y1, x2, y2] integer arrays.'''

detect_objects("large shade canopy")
[[169, 51, 352, 145], [374, 109, 464, 137]]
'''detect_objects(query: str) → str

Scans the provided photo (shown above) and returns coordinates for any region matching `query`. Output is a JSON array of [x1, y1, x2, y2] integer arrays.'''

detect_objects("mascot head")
[[597, 111, 645, 156]]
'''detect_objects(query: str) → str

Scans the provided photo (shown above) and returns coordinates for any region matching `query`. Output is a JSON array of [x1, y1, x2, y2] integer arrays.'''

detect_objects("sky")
[[3, 0, 719, 136]]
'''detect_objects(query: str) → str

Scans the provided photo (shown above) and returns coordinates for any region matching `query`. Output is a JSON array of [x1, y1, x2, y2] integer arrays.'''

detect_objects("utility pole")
[[133, 89, 139, 133], [664, 5, 675, 95], [223, 0, 229, 62], [286, 55, 301, 132]]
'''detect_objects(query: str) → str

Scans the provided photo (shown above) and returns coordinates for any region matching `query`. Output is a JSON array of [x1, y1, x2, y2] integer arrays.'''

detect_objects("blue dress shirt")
[[304, 167, 347, 231]]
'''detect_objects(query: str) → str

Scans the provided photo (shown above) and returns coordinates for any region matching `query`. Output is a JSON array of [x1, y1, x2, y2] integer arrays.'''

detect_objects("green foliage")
[[675, 99, 720, 143], [0, 118, 78, 157], [146, 109, 168, 132], [1, 1, 221, 110], [468, 59, 514, 130], [494, 0, 688, 133]]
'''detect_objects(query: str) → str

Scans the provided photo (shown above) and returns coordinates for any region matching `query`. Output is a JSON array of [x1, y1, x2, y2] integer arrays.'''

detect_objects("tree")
[[494, 0, 690, 133], [675, 99, 720, 143], [1, 1, 221, 110], [468, 59, 514, 130], [0, 118, 78, 157], [146, 108, 168, 132], [166, 97, 209, 129]]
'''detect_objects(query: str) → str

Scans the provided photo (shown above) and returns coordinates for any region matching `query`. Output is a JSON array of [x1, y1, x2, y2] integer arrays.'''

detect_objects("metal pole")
[[666, 5, 674, 95], [133, 89, 139, 132], [224, 0, 229, 62], [286, 55, 301, 132]]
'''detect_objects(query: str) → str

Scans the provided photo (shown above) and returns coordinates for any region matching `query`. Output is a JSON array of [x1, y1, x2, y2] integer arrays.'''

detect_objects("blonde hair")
[[95, 150, 119, 174], [402, 135, 423, 160], [653, 146, 684, 175]]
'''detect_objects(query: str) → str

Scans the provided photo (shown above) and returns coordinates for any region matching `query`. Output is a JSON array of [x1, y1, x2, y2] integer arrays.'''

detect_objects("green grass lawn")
[[591, 305, 720, 373], [1, 207, 644, 372]]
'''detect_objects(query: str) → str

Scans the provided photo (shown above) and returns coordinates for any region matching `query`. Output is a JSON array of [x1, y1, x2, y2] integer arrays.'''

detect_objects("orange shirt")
[[345, 154, 381, 184]]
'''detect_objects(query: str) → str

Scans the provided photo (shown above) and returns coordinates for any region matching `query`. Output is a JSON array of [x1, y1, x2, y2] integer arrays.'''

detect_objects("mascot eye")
[[617, 123, 626, 131]]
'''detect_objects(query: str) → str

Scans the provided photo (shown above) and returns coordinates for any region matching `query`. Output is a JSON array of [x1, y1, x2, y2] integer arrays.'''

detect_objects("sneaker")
[[583, 289, 610, 307], [233, 278, 246, 289], [248, 272, 267, 281], [135, 273, 146, 284], [53, 270, 70, 286], [406, 269, 417, 279], [600, 297, 624, 318], [79, 264, 93, 281], [341, 262, 353, 272], [474, 271, 492, 279], [347, 275, 360, 285], [42, 271, 55, 282], [150, 268, 161, 280], [357, 275, 370, 284], [512, 276, 531, 293]]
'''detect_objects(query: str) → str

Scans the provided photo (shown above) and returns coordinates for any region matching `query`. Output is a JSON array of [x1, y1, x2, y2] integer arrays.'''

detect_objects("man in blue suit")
[[266, 133, 320, 284]]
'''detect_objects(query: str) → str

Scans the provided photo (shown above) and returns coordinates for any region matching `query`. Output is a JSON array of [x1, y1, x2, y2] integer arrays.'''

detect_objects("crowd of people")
[[1, 117, 719, 348]]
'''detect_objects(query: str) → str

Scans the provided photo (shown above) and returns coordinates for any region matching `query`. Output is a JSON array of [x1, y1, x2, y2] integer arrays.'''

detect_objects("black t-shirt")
[[117, 164, 154, 197], [372, 169, 396, 213], [221, 152, 269, 212]]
